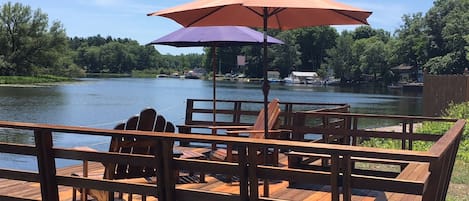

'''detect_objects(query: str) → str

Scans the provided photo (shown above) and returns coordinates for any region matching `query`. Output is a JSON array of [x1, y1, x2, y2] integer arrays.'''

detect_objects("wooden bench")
[[177, 99, 350, 146]]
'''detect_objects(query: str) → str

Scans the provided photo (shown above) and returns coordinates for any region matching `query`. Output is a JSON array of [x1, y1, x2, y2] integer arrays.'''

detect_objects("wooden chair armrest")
[[177, 124, 213, 129], [209, 125, 253, 130], [226, 129, 285, 134], [177, 124, 253, 130], [72, 146, 98, 152]]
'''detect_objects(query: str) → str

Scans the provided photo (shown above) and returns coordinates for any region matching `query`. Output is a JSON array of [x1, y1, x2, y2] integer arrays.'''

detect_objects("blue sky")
[[2, 0, 435, 55]]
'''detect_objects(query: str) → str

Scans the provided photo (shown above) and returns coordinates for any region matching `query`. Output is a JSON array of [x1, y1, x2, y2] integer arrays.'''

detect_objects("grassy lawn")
[[447, 160, 469, 201], [0, 75, 73, 85]]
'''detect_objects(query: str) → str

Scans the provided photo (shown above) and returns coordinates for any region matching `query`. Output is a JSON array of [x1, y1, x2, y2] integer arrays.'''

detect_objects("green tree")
[[323, 31, 356, 83], [393, 13, 429, 68], [424, 0, 469, 74], [271, 30, 301, 78], [294, 27, 338, 72], [358, 37, 387, 82], [0, 2, 69, 76]]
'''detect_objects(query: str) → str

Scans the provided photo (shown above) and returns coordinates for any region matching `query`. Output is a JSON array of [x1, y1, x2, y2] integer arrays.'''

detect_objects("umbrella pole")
[[212, 46, 217, 150], [262, 8, 269, 140], [262, 7, 271, 197], [212, 46, 217, 126]]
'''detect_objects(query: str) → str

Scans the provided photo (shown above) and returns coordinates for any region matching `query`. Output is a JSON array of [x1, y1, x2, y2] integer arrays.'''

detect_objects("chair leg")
[[72, 188, 77, 201], [81, 160, 88, 201], [199, 172, 206, 183], [128, 193, 133, 201]]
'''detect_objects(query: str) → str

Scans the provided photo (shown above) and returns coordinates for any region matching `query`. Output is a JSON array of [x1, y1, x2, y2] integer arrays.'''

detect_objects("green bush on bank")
[[360, 101, 469, 162], [0, 75, 73, 85], [131, 68, 179, 78], [423, 102, 469, 162]]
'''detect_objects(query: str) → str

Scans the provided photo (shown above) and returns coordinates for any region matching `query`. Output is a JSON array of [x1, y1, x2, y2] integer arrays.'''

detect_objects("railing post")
[[162, 140, 176, 201], [438, 137, 460, 201], [422, 159, 442, 201], [234, 101, 242, 124], [401, 122, 407, 150], [291, 112, 305, 141], [34, 129, 59, 201], [248, 144, 259, 201], [352, 117, 358, 145], [238, 146, 249, 201], [342, 154, 352, 201], [330, 154, 340, 201], [155, 140, 166, 201], [409, 121, 414, 150]]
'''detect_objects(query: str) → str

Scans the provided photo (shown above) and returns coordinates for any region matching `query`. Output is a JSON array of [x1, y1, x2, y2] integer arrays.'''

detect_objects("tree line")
[[212, 0, 469, 85], [1, 0, 468, 85]]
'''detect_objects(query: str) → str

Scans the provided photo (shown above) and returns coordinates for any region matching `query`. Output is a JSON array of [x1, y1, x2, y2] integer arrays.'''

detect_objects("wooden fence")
[[423, 74, 469, 116]]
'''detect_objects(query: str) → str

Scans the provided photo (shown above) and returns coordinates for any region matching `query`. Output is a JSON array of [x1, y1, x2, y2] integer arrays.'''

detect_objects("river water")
[[0, 78, 422, 170]]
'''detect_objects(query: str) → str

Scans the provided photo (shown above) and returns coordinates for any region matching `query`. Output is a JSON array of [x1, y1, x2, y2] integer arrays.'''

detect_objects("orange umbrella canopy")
[[148, 0, 372, 30], [148, 0, 371, 141]]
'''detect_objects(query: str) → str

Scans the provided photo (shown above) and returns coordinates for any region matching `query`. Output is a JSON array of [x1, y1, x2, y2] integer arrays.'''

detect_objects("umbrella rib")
[[270, 8, 286, 16], [246, 6, 263, 17], [245, 7, 286, 18], [187, 6, 226, 27], [332, 9, 370, 25]]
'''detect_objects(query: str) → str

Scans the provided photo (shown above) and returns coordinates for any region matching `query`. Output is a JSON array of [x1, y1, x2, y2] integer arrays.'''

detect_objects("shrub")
[[420, 101, 469, 162]]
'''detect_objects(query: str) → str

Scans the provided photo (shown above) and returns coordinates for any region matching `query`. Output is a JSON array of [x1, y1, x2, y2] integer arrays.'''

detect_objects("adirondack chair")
[[210, 98, 282, 166], [73, 108, 177, 201]]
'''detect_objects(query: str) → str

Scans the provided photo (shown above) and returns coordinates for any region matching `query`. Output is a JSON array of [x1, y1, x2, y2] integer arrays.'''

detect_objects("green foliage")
[[361, 102, 469, 163], [419, 101, 469, 162], [271, 30, 301, 78], [0, 2, 71, 76], [70, 35, 205, 74], [131, 68, 178, 78], [424, 0, 469, 74], [0, 75, 72, 84], [392, 13, 428, 68], [294, 26, 338, 72], [323, 31, 356, 82], [3, 0, 469, 83]]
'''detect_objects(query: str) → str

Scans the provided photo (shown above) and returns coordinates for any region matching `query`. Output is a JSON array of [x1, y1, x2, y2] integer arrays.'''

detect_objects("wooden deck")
[[0, 110, 464, 201], [0, 153, 384, 201]]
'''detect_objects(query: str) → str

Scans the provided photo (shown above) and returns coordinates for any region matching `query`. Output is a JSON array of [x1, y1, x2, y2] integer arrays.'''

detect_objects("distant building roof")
[[391, 64, 414, 71], [291, 71, 318, 77]]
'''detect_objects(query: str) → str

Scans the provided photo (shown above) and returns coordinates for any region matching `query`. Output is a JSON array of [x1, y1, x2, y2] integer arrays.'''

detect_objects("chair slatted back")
[[105, 108, 175, 180], [251, 98, 281, 139]]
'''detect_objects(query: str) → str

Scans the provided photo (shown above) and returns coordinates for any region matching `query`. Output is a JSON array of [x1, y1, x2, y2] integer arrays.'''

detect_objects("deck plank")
[[0, 153, 381, 201]]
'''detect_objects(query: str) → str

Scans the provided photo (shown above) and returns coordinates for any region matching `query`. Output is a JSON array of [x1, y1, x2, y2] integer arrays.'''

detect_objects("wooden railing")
[[292, 111, 458, 147], [0, 116, 464, 201], [289, 111, 465, 201], [179, 99, 349, 132]]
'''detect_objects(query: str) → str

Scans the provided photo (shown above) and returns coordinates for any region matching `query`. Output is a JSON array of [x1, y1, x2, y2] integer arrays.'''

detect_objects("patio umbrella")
[[148, 0, 372, 144], [147, 26, 283, 126]]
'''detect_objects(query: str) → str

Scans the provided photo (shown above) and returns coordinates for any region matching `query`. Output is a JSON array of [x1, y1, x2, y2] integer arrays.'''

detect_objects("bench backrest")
[[181, 99, 349, 133]]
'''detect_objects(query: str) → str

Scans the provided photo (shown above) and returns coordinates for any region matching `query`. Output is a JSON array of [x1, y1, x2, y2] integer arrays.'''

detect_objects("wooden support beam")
[[248, 145, 259, 201], [34, 129, 59, 201], [238, 147, 249, 201], [330, 154, 339, 201]]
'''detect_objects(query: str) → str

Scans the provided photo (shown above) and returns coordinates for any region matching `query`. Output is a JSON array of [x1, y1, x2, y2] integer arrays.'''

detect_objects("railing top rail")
[[0, 120, 438, 162], [188, 98, 350, 107], [429, 119, 466, 156], [299, 111, 457, 122]]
